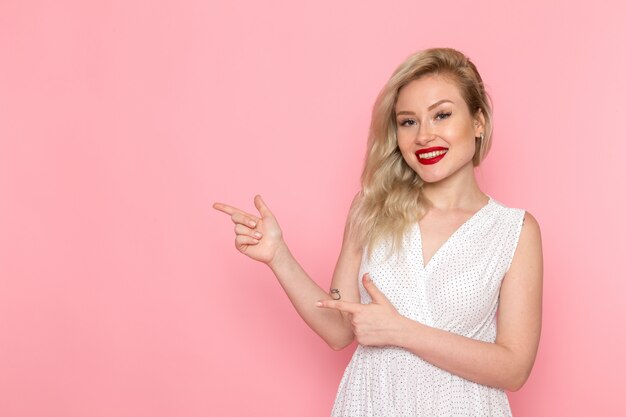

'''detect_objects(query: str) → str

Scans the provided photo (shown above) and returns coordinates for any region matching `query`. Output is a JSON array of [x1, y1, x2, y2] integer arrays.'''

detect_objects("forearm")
[[394, 316, 523, 391], [268, 243, 353, 349]]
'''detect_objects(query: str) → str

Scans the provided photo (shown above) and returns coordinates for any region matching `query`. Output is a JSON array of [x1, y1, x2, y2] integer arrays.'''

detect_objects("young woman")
[[214, 47, 543, 417]]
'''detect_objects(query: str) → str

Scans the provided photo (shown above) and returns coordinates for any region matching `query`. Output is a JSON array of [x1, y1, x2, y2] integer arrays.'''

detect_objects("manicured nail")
[[254, 231, 262, 238], [248, 220, 257, 228], [365, 274, 372, 282], [315, 301, 323, 307]]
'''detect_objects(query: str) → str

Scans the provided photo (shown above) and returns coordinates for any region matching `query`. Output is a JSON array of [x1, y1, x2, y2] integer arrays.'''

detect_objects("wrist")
[[267, 240, 292, 271], [392, 314, 418, 349]]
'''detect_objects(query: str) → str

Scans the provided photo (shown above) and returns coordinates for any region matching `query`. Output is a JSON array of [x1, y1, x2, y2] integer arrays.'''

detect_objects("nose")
[[415, 122, 436, 146]]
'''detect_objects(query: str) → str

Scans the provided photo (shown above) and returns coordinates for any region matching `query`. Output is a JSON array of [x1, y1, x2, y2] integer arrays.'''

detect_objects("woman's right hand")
[[213, 195, 285, 265]]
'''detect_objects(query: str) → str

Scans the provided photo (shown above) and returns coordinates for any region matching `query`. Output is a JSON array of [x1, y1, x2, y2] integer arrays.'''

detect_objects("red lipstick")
[[416, 146, 449, 165]]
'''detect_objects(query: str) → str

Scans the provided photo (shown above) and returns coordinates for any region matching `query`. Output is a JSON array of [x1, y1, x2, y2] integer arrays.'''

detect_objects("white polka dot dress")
[[331, 195, 526, 417]]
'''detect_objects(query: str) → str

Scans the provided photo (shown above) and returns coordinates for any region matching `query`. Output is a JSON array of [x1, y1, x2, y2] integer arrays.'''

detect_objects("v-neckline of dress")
[[415, 195, 494, 271]]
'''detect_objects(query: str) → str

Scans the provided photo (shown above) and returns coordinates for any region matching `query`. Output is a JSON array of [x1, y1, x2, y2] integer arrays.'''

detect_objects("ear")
[[473, 108, 486, 138]]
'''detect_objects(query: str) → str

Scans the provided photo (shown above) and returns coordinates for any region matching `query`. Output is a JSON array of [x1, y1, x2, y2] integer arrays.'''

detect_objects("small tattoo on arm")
[[330, 288, 341, 300]]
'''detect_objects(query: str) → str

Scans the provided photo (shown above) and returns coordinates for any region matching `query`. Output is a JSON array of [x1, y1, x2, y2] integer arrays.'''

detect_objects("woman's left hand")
[[316, 273, 405, 347]]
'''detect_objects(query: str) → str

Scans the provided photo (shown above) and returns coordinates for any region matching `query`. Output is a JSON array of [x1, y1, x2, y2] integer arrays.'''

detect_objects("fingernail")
[[365, 274, 372, 282], [254, 231, 262, 238], [315, 301, 323, 307], [249, 220, 257, 228]]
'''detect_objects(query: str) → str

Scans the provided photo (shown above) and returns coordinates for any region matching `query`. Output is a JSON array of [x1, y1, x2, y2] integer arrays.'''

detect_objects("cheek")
[[450, 139, 477, 164], [443, 124, 475, 148], [396, 135, 412, 153], [396, 142, 417, 166], [442, 121, 470, 138]]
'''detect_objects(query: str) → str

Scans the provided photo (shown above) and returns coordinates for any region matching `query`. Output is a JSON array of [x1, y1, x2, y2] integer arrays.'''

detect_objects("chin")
[[421, 176, 446, 184], [416, 170, 448, 184]]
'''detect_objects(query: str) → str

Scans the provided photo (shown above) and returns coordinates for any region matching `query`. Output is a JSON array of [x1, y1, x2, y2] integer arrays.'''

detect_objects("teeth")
[[419, 150, 448, 159]]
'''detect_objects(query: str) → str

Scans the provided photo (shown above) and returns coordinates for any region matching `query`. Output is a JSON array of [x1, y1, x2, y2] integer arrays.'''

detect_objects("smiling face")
[[395, 74, 485, 184]]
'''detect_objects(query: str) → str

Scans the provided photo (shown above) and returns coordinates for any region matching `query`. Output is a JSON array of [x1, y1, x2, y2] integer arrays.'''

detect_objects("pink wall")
[[1, 1, 624, 416]]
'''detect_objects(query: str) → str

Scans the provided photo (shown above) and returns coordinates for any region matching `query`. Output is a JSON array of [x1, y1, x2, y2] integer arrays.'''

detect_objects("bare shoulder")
[[345, 191, 363, 227], [341, 191, 365, 253], [503, 208, 543, 284], [518, 210, 543, 256], [522, 210, 540, 230]]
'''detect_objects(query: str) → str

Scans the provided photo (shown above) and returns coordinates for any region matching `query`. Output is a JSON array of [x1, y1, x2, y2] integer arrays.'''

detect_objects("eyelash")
[[399, 111, 452, 126]]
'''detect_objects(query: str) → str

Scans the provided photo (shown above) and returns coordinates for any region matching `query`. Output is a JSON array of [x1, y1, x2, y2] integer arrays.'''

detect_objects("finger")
[[230, 212, 261, 228], [315, 299, 362, 313], [213, 202, 260, 224], [212, 202, 238, 215], [362, 273, 390, 304], [235, 234, 259, 250], [235, 223, 263, 239], [254, 195, 274, 218]]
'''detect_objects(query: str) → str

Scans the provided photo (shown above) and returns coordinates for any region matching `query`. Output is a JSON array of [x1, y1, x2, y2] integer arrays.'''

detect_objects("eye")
[[398, 119, 417, 127], [435, 111, 452, 120]]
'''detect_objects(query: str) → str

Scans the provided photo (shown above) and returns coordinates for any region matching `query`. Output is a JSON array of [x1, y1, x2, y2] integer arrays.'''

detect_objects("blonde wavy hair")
[[349, 47, 494, 257]]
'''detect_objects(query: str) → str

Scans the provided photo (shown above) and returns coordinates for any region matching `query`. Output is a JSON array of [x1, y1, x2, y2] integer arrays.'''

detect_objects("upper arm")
[[329, 193, 364, 321], [495, 210, 544, 390]]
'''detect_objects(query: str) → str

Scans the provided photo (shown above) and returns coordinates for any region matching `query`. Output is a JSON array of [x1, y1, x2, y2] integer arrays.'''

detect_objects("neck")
[[420, 164, 487, 211]]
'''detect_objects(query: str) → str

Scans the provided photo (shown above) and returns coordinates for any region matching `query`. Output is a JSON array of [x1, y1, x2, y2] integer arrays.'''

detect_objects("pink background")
[[1, 1, 624, 416]]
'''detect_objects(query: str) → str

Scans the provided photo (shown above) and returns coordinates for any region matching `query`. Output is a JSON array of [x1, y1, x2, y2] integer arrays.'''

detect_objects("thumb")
[[254, 194, 274, 218], [363, 273, 389, 304]]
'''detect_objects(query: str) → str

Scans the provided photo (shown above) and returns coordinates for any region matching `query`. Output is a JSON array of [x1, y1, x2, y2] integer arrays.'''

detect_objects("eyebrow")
[[396, 99, 454, 116]]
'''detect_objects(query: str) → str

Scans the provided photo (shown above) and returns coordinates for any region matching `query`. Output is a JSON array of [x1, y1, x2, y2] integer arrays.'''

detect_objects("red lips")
[[416, 146, 449, 155], [415, 146, 449, 165]]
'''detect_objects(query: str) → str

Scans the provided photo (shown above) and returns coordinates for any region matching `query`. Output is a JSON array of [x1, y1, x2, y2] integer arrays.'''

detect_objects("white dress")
[[331, 195, 525, 417]]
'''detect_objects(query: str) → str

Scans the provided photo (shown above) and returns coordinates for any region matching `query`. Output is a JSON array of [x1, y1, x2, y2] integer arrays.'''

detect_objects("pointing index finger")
[[213, 202, 260, 222], [316, 299, 362, 313]]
